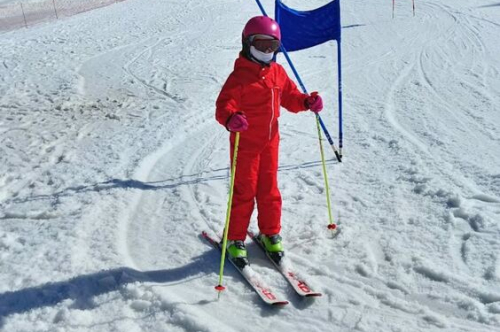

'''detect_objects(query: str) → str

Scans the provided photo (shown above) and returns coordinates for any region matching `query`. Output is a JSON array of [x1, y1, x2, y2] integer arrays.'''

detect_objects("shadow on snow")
[[0, 235, 300, 327], [5, 159, 337, 205], [0, 248, 223, 327]]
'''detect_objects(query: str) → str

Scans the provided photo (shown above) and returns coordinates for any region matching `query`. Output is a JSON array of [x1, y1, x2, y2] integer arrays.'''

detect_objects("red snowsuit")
[[216, 54, 308, 240]]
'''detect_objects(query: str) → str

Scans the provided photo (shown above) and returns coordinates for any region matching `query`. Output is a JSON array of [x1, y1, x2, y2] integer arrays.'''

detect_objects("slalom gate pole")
[[254, 0, 341, 163], [412, 0, 416, 17], [336, 39, 344, 160], [216, 132, 241, 298], [392, 0, 395, 19]]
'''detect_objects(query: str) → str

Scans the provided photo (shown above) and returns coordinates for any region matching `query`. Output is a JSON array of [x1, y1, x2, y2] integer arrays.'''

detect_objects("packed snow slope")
[[1, 0, 500, 331]]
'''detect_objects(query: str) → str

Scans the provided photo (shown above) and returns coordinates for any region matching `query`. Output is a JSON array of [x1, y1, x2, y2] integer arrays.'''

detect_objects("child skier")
[[215, 16, 323, 266]]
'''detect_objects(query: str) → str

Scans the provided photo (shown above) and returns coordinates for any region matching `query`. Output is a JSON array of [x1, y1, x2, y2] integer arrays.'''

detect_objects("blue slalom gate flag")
[[275, 0, 341, 52], [271, 0, 344, 159]]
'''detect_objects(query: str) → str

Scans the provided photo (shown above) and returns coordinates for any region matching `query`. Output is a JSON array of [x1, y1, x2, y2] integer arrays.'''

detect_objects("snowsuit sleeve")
[[215, 73, 242, 127], [278, 66, 308, 113]]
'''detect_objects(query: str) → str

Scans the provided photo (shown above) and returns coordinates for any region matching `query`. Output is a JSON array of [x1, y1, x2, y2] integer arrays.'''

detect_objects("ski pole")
[[314, 110, 337, 233], [215, 132, 241, 298]]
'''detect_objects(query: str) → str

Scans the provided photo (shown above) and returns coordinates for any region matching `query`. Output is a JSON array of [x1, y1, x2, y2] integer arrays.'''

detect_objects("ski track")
[[123, 123, 227, 270]]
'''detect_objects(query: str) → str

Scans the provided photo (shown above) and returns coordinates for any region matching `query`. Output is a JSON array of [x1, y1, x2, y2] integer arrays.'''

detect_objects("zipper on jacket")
[[269, 88, 275, 140]]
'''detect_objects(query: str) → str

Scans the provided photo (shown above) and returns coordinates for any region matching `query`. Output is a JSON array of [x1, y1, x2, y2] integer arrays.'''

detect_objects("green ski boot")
[[260, 234, 285, 265], [226, 240, 249, 269]]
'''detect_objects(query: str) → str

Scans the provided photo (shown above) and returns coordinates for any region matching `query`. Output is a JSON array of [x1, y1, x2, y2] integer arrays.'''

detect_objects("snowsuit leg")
[[227, 149, 260, 241], [256, 133, 282, 236], [227, 132, 282, 240]]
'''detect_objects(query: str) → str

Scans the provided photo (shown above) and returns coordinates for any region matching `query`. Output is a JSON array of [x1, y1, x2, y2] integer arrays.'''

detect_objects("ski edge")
[[247, 231, 323, 297], [201, 231, 289, 306]]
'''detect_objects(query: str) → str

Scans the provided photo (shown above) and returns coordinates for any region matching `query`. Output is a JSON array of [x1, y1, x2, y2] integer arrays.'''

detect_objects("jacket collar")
[[235, 53, 274, 72]]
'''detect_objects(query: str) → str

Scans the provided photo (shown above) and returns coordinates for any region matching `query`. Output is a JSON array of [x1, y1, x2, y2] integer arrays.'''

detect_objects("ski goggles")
[[251, 38, 281, 53]]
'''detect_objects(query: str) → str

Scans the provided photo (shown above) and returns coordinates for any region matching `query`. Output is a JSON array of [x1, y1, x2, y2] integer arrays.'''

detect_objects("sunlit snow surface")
[[1, 0, 500, 331]]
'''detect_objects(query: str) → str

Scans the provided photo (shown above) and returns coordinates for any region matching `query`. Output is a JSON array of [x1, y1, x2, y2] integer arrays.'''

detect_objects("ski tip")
[[272, 300, 290, 306], [304, 293, 322, 298], [201, 231, 217, 241], [200, 231, 212, 243]]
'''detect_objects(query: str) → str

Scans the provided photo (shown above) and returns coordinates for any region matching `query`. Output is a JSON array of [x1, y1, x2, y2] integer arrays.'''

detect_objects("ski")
[[201, 231, 289, 306], [248, 231, 322, 297]]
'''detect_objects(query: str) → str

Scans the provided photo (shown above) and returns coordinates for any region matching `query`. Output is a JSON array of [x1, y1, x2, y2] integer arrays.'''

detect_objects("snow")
[[1, 0, 500, 331]]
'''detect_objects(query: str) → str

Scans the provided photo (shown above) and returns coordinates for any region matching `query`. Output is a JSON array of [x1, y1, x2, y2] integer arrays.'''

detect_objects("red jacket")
[[216, 55, 308, 151]]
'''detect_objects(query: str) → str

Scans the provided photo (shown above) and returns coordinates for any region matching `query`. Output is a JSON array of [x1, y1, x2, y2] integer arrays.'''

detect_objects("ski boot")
[[226, 240, 249, 269], [260, 234, 285, 265]]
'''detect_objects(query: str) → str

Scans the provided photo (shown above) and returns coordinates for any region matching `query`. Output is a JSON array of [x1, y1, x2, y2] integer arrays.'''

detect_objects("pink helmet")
[[242, 16, 281, 41]]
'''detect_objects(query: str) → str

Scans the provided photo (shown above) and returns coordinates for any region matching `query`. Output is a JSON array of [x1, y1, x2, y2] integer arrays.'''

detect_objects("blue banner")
[[276, 0, 341, 52]]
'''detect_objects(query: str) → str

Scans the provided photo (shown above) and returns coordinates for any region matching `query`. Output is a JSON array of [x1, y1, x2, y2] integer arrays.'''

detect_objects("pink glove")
[[306, 92, 323, 113], [226, 112, 249, 132]]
